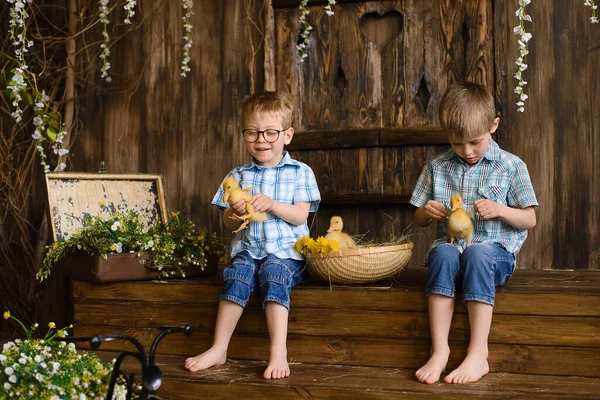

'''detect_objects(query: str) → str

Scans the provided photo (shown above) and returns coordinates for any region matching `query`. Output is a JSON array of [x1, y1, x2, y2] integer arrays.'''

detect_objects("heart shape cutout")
[[360, 10, 404, 49]]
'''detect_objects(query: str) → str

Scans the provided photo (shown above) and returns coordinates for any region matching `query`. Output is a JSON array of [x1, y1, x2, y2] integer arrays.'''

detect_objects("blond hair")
[[242, 91, 294, 128], [439, 82, 496, 142]]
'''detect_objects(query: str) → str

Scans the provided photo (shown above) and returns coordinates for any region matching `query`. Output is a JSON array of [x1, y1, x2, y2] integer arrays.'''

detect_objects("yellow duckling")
[[222, 177, 266, 233], [447, 193, 475, 247], [325, 216, 355, 250]]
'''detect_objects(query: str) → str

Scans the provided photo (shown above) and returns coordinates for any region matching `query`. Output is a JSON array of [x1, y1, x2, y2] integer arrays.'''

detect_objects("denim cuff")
[[463, 293, 495, 306], [263, 296, 290, 312], [218, 294, 247, 308], [426, 286, 455, 298]]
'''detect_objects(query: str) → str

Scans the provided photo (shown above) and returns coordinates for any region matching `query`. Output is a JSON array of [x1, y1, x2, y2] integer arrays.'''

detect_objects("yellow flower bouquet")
[[295, 236, 340, 255]]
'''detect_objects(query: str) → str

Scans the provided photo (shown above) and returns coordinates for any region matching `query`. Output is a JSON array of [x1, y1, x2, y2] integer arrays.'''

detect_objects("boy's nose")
[[256, 132, 267, 142]]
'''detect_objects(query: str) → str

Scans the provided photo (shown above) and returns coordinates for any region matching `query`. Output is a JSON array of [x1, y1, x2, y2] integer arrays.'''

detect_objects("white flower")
[[99, 0, 112, 82], [111, 221, 122, 231], [5, 366, 14, 375], [180, 0, 194, 77], [585, 1, 599, 23], [3, 382, 10, 390], [123, 0, 136, 24], [513, 0, 532, 112]]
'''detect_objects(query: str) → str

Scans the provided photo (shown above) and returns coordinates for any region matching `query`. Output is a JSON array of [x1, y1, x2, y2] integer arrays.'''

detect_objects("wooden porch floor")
[[71, 268, 600, 399]]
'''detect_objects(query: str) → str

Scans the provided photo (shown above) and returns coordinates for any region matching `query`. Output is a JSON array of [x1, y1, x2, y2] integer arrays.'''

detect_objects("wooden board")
[[74, 324, 600, 377], [46, 173, 167, 242], [92, 353, 600, 400]]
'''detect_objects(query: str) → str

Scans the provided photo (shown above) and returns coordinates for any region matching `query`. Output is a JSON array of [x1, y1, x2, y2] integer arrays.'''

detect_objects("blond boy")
[[410, 82, 538, 384], [185, 91, 320, 379]]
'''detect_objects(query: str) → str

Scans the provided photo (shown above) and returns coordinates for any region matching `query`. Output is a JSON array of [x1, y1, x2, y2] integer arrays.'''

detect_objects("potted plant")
[[38, 210, 226, 283]]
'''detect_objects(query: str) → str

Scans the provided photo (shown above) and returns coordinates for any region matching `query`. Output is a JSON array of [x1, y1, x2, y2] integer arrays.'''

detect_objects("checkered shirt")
[[410, 139, 538, 255], [212, 151, 321, 261]]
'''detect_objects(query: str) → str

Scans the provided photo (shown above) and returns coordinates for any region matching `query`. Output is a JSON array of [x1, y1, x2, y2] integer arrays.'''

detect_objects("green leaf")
[[46, 127, 57, 142], [23, 91, 34, 105]]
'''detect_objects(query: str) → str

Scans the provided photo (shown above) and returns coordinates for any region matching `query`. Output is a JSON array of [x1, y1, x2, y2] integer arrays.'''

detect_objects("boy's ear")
[[284, 127, 294, 145], [490, 117, 500, 134]]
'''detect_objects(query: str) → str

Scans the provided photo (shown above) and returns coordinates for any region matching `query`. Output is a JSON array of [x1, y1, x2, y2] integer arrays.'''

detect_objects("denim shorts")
[[425, 243, 515, 306], [219, 250, 304, 311]]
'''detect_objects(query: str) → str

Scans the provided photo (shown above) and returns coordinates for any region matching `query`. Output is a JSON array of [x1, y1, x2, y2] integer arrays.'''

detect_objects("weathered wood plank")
[[72, 268, 600, 311], [551, 2, 599, 270], [287, 127, 447, 150], [75, 324, 600, 377], [500, 1, 554, 271], [90, 354, 598, 399], [74, 301, 600, 347]]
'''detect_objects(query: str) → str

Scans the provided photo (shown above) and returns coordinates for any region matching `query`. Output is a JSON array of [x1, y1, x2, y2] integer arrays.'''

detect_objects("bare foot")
[[415, 349, 449, 384], [184, 347, 227, 372], [444, 353, 489, 384], [263, 352, 290, 380]]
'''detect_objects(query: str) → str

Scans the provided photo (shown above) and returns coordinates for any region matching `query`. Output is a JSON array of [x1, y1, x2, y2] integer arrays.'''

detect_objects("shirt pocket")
[[478, 185, 509, 205]]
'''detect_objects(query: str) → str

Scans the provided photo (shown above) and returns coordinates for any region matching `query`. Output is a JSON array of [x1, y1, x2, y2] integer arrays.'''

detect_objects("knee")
[[220, 258, 255, 305], [258, 257, 298, 310], [427, 244, 461, 269], [461, 244, 494, 266], [258, 257, 291, 288]]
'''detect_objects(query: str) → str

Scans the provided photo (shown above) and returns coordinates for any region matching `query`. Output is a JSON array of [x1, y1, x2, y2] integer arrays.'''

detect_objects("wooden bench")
[[71, 268, 600, 398]]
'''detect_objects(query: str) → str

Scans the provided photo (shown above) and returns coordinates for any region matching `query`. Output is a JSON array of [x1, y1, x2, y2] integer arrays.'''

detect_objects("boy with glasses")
[[185, 91, 320, 380]]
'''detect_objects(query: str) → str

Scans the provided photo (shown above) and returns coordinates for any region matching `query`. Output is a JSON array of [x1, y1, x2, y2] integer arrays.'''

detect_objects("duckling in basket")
[[325, 216, 356, 250], [222, 177, 266, 233], [448, 193, 475, 247]]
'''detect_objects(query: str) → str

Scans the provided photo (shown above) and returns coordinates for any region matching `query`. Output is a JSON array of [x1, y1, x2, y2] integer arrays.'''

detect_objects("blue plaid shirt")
[[212, 151, 321, 261], [410, 139, 538, 256]]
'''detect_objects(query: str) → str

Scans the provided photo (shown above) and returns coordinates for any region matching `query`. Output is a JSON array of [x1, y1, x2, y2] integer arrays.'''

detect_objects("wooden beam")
[[287, 127, 447, 150], [320, 194, 412, 206], [273, 0, 383, 8]]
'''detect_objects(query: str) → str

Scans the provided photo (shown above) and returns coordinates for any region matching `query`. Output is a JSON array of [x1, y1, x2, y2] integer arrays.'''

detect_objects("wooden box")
[[46, 173, 218, 283]]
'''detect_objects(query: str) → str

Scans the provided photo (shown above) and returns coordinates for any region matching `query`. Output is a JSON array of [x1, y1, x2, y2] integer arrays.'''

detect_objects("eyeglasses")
[[242, 128, 288, 143]]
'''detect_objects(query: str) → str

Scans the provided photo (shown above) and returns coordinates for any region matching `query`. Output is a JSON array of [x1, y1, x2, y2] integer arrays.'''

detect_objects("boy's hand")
[[229, 199, 247, 216], [423, 200, 448, 220], [250, 194, 273, 213], [474, 199, 502, 219]]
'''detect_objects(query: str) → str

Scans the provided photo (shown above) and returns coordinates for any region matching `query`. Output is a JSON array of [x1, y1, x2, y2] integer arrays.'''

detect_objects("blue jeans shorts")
[[425, 243, 515, 306], [219, 250, 304, 311]]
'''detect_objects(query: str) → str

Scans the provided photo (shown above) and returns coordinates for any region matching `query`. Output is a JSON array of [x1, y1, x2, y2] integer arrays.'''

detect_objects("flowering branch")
[[124, 0, 137, 24], [297, 0, 336, 62], [181, 0, 194, 77], [513, 0, 532, 112], [99, 0, 112, 82], [6, 0, 69, 172], [585, 0, 599, 23]]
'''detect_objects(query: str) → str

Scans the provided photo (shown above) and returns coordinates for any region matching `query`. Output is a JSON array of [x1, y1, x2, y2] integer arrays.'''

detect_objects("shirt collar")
[[240, 150, 294, 170], [441, 137, 501, 163]]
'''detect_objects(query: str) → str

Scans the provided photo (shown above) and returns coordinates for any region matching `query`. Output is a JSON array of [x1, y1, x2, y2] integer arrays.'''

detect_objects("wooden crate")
[[46, 173, 217, 283]]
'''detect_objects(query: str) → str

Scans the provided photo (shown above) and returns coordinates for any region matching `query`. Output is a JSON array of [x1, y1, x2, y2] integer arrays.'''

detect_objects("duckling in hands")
[[222, 177, 266, 233], [447, 193, 475, 247], [325, 216, 356, 250]]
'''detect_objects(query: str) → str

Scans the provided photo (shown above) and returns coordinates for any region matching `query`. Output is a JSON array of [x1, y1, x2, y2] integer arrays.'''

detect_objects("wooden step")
[[95, 352, 600, 399], [71, 268, 600, 379]]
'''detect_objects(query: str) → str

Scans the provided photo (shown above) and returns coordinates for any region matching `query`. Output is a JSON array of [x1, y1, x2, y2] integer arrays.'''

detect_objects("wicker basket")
[[306, 242, 414, 284]]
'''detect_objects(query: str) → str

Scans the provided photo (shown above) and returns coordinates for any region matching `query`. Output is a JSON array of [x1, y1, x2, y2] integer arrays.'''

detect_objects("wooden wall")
[[72, 0, 599, 269]]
